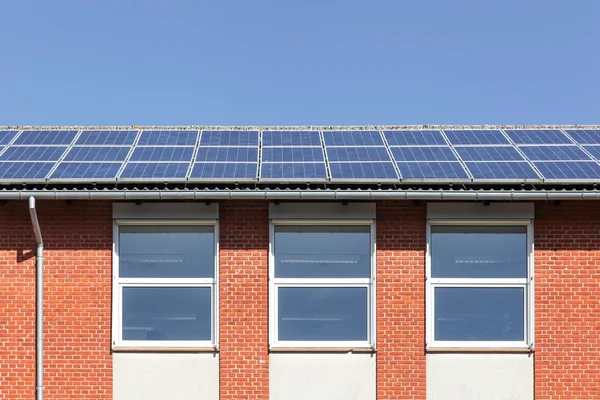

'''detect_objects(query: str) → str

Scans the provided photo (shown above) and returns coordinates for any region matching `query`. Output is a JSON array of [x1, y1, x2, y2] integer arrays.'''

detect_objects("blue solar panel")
[[190, 162, 257, 179], [326, 147, 391, 162], [443, 130, 509, 145], [76, 130, 138, 145], [137, 130, 198, 146], [534, 161, 600, 180], [15, 130, 78, 145], [64, 146, 130, 162], [130, 147, 194, 162], [455, 146, 525, 161], [397, 162, 469, 179], [262, 147, 324, 162], [582, 146, 600, 160], [0, 146, 67, 161], [0, 162, 55, 179], [195, 147, 259, 162], [383, 130, 446, 146], [391, 146, 458, 162], [519, 146, 591, 161], [564, 130, 600, 145], [0, 131, 19, 145], [323, 131, 384, 146], [329, 162, 398, 179], [120, 162, 189, 179], [51, 162, 122, 179], [465, 162, 540, 179], [200, 131, 259, 146], [261, 163, 327, 179], [262, 131, 321, 146], [504, 130, 571, 145]]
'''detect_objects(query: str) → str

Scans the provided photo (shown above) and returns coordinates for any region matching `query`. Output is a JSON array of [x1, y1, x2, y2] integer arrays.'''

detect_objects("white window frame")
[[269, 219, 376, 348], [112, 219, 219, 349], [426, 219, 534, 349]]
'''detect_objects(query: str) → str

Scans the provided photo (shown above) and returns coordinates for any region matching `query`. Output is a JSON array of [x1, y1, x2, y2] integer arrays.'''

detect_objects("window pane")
[[431, 226, 527, 278], [274, 226, 371, 278], [120, 225, 214, 278], [434, 287, 524, 341], [278, 287, 368, 341], [122, 287, 211, 341]]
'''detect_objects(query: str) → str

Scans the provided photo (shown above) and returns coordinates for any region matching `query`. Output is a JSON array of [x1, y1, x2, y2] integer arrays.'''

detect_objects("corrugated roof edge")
[[2, 125, 600, 131]]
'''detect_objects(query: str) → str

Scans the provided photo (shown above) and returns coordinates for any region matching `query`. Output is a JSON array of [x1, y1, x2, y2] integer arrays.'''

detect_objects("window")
[[427, 222, 533, 348], [270, 223, 375, 347], [113, 223, 217, 348]]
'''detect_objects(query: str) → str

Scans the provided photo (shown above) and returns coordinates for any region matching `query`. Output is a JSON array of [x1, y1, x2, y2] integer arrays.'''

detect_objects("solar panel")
[[200, 130, 258, 146], [0, 146, 67, 161], [444, 130, 510, 145], [465, 162, 540, 179], [261, 163, 327, 179], [327, 147, 390, 162], [396, 162, 469, 180], [129, 147, 194, 162], [120, 162, 189, 179], [137, 130, 198, 146], [0, 131, 19, 145], [262, 147, 324, 163], [455, 146, 525, 161], [51, 162, 122, 179], [76, 130, 138, 145], [15, 130, 78, 145], [329, 162, 398, 180], [194, 147, 258, 163], [0, 162, 55, 179], [519, 146, 592, 161], [190, 162, 257, 179], [262, 131, 321, 146], [534, 161, 600, 180], [582, 146, 600, 160], [64, 146, 130, 162], [383, 130, 446, 146], [564, 130, 600, 145], [323, 131, 384, 146], [504, 129, 571, 145], [391, 146, 458, 162]]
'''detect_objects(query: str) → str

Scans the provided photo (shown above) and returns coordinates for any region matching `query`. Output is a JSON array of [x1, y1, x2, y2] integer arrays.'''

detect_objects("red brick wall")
[[535, 201, 600, 398], [0, 200, 112, 400], [376, 201, 427, 399], [219, 201, 269, 400]]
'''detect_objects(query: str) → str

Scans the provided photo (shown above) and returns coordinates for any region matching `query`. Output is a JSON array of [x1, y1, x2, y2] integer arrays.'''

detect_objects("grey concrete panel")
[[426, 353, 533, 400], [270, 353, 376, 400], [114, 353, 219, 400]]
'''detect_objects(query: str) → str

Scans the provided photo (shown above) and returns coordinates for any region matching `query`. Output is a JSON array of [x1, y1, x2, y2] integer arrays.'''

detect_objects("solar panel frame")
[[455, 146, 526, 162], [262, 130, 321, 147], [396, 161, 470, 181], [14, 130, 78, 145], [119, 162, 191, 181], [129, 146, 195, 162], [328, 161, 399, 181], [0, 146, 68, 161], [383, 130, 446, 146], [0, 131, 20, 146], [390, 146, 459, 162], [76, 130, 139, 145], [260, 162, 328, 180], [519, 145, 592, 161], [465, 161, 541, 180], [323, 130, 384, 146], [137, 130, 199, 146], [49, 162, 123, 180], [63, 146, 131, 162], [189, 162, 259, 181], [200, 130, 259, 146], [195, 147, 260, 163], [564, 130, 600, 145], [0, 161, 56, 181]]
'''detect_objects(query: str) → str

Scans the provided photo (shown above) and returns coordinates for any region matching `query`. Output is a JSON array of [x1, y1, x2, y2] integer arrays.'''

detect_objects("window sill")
[[112, 347, 219, 353], [270, 347, 375, 353], [426, 347, 533, 354]]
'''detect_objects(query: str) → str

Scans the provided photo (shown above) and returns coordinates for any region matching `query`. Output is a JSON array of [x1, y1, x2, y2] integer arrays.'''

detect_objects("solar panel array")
[[0, 128, 600, 183]]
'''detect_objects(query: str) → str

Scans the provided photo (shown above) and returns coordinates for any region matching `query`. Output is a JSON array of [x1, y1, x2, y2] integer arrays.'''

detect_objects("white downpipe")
[[28, 197, 44, 400]]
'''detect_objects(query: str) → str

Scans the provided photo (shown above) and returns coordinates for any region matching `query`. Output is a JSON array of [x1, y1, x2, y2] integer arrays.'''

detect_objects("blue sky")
[[0, 1, 598, 126]]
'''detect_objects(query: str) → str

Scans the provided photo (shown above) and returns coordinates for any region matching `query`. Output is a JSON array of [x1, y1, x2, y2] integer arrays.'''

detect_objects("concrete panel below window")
[[270, 353, 376, 400], [427, 353, 533, 400], [114, 353, 219, 400]]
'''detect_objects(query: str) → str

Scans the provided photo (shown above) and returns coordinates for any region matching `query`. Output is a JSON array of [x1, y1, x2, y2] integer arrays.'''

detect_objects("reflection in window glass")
[[434, 287, 524, 341], [274, 226, 371, 278], [120, 225, 214, 278], [431, 226, 527, 278], [278, 287, 368, 341], [122, 287, 211, 341]]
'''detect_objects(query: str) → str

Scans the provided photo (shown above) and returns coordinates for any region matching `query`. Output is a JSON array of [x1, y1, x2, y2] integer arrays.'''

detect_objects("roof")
[[2, 125, 600, 197]]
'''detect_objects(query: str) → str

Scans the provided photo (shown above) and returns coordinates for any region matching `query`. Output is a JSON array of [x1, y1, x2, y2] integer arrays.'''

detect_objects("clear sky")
[[0, 1, 598, 126]]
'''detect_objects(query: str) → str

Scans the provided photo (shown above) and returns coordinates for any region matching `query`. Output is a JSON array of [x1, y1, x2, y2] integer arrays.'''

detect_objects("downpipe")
[[28, 197, 44, 400]]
